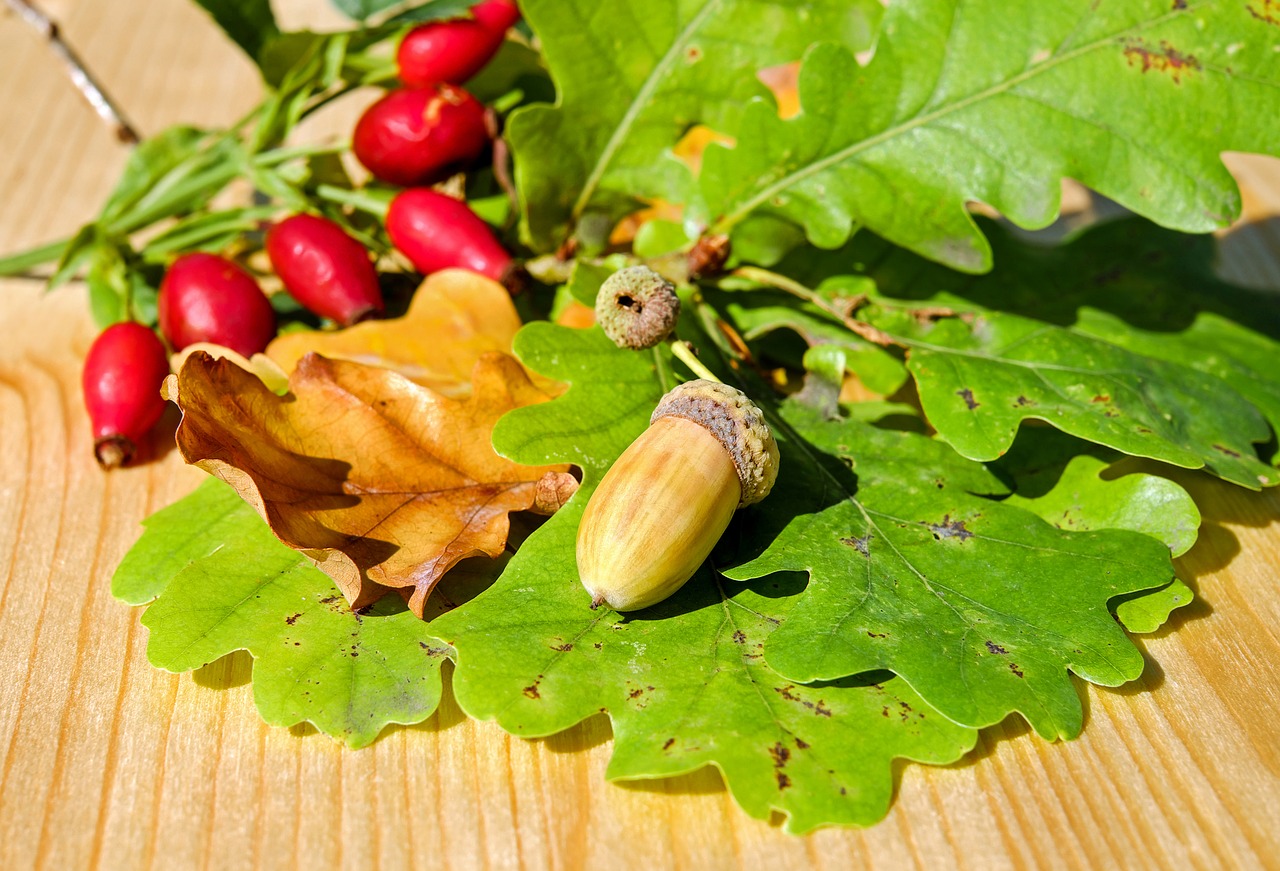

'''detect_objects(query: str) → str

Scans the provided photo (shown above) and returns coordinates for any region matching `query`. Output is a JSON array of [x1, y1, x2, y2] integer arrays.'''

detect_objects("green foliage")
[[144, 540, 452, 748], [886, 310, 1275, 488], [113, 477, 270, 605], [507, 0, 882, 251], [190, 0, 280, 64], [117, 479, 466, 747], [850, 219, 1280, 488], [722, 394, 1175, 740], [438, 325, 977, 832], [695, 0, 1280, 272], [82, 0, 1280, 832]]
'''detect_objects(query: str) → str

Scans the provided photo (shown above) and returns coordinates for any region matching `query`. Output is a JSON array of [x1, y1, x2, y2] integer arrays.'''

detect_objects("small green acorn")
[[576, 379, 779, 611], [595, 265, 680, 350]]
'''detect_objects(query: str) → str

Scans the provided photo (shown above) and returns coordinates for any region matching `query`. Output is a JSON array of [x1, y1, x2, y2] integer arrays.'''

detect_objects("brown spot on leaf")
[[925, 514, 975, 542], [1009, 662, 1025, 678], [956, 387, 980, 410], [1123, 39, 1200, 82], [663, 738, 676, 751], [985, 640, 1008, 655], [1248, 0, 1280, 24], [593, 642, 603, 650], [1213, 443, 1243, 459], [286, 613, 302, 625], [866, 630, 887, 638], [775, 685, 834, 717], [795, 738, 810, 750], [1092, 266, 1124, 285], [550, 642, 574, 652], [1172, 0, 1187, 8], [841, 534, 872, 556], [732, 630, 747, 644], [1091, 394, 1111, 403], [523, 678, 542, 699]]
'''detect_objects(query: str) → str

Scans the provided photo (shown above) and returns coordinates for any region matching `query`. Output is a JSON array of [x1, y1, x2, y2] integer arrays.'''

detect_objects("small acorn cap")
[[651, 379, 779, 506], [595, 265, 680, 350]]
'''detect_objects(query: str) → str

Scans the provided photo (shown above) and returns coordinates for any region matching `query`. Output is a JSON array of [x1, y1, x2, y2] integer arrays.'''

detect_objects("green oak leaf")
[[723, 396, 1177, 740], [823, 219, 1280, 488], [993, 431, 1199, 632], [509, 0, 882, 251], [1004, 453, 1200, 559], [118, 478, 469, 747], [143, 539, 454, 748], [697, 0, 1280, 272], [889, 312, 1276, 489], [857, 217, 1280, 465], [112, 477, 256, 605], [436, 324, 977, 832], [1108, 579, 1195, 635]]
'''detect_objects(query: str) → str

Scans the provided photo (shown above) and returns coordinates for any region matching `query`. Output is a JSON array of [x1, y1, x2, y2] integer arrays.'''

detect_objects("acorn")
[[595, 265, 680, 350], [577, 379, 779, 611]]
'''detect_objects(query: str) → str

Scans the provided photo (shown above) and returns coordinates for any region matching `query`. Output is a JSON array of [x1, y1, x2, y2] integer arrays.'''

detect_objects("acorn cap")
[[595, 266, 680, 350], [651, 380, 779, 506]]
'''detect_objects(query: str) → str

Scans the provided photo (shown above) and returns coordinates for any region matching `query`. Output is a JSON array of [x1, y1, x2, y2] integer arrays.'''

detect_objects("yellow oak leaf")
[[265, 269, 523, 398], [165, 349, 576, 616]]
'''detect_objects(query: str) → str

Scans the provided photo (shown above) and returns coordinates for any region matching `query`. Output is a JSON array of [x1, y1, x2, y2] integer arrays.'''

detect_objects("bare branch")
[[4, 0, 141, 144]]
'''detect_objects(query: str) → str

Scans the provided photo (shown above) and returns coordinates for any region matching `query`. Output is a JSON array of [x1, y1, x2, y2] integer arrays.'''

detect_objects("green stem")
[[316, 184, 392, 219], [728, 266, 895, 347], [0, 237, 70, 276], [254, 142, 350, 166], [670, 340, 721, 383]]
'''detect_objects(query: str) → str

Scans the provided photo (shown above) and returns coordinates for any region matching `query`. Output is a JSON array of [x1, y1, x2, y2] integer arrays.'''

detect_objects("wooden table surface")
[[2, 2, 1279, 868]]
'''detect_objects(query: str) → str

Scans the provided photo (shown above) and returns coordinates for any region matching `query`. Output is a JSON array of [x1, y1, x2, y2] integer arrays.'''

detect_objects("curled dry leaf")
[[266, 269, 523, 398], [171, 342, 290, 393], [166, 349, 574, 616]]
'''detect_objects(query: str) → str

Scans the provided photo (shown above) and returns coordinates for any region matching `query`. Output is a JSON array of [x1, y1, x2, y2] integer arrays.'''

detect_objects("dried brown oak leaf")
[[266, 269, 522, 398], [165, 349, 575, 615]]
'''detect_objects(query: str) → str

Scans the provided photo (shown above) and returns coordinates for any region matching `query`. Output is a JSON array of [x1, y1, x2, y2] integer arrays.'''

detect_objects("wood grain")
[[1, 2, 1279, 868]]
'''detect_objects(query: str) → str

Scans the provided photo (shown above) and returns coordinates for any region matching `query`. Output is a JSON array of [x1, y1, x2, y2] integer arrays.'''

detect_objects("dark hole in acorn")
[[617, 295, 639, 310]]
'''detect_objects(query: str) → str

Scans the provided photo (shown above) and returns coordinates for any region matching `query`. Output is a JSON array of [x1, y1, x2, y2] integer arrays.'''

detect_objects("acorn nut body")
[[577, 380, 779, 611]]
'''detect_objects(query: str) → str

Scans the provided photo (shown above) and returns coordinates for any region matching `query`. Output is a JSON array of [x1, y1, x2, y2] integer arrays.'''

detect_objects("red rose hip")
[[395, 16, 505, 88], [387, 188, 512, 282], [82, 322, 171, 469], [158, 253, 276, 357], [470, 0, 521, 32], [353, 85, 489, 188], [266, 214, 383, 326]]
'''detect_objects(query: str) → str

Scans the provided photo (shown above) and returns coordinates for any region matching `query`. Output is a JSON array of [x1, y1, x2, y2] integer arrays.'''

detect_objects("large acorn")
[[576, 379, 779, 611]]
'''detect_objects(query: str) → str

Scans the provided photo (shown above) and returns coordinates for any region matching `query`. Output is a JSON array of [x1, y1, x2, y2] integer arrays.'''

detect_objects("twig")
[[4, 0, 140, 144], [730, 266, 897, 347]]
